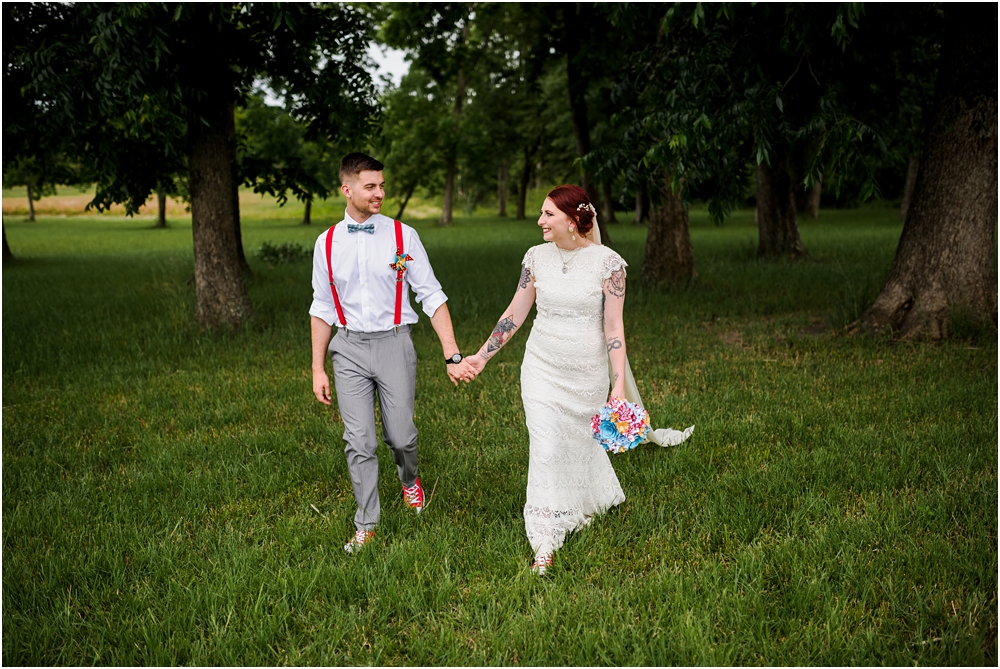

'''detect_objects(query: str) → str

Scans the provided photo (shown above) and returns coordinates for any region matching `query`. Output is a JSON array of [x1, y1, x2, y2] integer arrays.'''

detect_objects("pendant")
[[562, 266, 568, 274]]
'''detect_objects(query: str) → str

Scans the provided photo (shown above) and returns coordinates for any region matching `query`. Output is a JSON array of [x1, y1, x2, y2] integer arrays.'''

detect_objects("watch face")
[[449, 353, 463, 364]]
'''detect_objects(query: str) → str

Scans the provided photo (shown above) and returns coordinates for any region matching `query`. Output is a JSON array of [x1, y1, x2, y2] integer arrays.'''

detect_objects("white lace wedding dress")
[[520, 242, 627, 558]]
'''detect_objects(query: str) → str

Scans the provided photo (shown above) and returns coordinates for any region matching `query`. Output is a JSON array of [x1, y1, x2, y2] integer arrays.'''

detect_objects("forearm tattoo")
[[517, 265, 532, 290], [606, 336, 623, 353], [482, 315, 517, 358], [606, 269, 626, 298]]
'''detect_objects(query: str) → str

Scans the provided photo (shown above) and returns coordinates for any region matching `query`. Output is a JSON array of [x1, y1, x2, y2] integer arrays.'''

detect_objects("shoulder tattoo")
[[518, 265, 532, 290], [606, 268, 626, 298]]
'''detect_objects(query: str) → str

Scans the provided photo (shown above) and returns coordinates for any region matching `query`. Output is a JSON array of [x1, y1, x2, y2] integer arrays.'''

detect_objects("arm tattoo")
[[484, 315, 517, 356], [517, 265, 532, 290], [606, 269, 626, 298], [606, 336, 623, 353], [613, 372, 620, 385]]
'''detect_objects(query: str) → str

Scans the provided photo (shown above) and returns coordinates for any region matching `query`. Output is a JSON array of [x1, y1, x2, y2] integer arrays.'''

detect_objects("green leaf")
[[692, 2, 705, 29], [661, 8, 674, 36]]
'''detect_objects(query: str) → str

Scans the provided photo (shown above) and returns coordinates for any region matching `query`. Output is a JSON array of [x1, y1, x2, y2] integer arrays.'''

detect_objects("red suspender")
[[325, 220, 406, 329], [393, 219, 404, 327], [324, 225, 347, 326]]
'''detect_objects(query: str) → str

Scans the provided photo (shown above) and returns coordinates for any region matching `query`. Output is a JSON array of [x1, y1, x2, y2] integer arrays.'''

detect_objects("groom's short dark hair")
[[340, 153, 384, 185]]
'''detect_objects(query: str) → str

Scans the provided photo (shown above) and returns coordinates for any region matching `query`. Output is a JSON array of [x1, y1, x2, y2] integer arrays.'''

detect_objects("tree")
[[556, 3, 629, 243], [482, 3, 560, 221], [853, 4, 997, 339], [2, 4, 83, 223], [376, 69, 450, 220], [380, 3, 483, 227], [10, 3, 376, 329], [642, 176, 696, 284], [3, 158, 58, 222], [237, 96, 341, 226], [601, 3, 899, 285]]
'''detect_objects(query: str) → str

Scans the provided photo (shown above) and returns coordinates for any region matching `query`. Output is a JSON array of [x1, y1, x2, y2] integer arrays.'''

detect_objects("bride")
[[467, 185, 692, 574]]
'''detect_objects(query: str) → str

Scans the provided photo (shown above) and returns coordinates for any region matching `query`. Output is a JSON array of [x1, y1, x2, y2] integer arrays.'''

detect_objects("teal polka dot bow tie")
[[347, 222, 375, 234]]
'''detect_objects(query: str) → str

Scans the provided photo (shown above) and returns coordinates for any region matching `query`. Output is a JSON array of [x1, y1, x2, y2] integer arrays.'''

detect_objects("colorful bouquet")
[[591, 397, 650, 453]]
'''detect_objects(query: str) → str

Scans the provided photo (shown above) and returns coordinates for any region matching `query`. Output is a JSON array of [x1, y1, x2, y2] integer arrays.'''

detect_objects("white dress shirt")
[[310, 210, 448, 332]]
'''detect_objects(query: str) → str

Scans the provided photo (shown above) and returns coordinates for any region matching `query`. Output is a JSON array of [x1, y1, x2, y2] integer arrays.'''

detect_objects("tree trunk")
[[516, 137, 541, 220], [601, 181, 617, 224], [228, 122, 251, 275], [395, 182, 416, 220], [156, 189, 167, 228], [564, 6, 610, 246], [634, 187, 650, 225], [497, 163, 508, 217], [441, 20, 470, 227], [796, 175, 821, 220], [302, 198, 312, 226], [899, 156, 920, 221], [2, 223, 13, 261], [441, 156, 456, 226], [26, 183, 36, 222], [516, 155, 532, 220], [854, 7, 997, 340], [641, 174, 696, 284], [755, 146, 807, 258], [187, 97, 255, 330]]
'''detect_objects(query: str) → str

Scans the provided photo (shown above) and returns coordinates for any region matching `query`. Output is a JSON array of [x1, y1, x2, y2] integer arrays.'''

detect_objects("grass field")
[[2, 201, 996, 665]]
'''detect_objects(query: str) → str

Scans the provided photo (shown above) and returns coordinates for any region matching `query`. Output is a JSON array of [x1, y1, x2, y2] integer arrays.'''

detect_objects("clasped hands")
[[446, 354, 486, 386]]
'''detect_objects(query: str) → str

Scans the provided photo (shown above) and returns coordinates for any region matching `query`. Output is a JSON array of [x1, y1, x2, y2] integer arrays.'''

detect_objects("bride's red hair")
[[546, 185, 595, 235]]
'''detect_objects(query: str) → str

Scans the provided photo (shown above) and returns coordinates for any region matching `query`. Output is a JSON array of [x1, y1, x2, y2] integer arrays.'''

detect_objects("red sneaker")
[[531, 553, 553, 575], [402, 477, 424, 513], [344, 529, 374, 554]]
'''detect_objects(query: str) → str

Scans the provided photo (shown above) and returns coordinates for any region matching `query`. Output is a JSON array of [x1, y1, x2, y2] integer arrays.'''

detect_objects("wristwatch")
[[445, 353, 464, 364]]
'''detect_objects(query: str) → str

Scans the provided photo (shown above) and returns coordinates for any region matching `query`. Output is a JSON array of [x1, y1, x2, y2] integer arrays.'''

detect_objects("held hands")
[[446, 354, 486, 386], [447, 358, 477, 386], [466, 354, 486, 377]]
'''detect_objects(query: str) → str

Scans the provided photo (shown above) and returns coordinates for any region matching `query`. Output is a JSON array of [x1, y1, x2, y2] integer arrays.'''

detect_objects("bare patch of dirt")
[[719, 330, 744, 347]]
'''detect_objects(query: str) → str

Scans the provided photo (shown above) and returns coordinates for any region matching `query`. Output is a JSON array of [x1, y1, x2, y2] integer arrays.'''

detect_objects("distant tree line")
[[4, 2, 995, 338]]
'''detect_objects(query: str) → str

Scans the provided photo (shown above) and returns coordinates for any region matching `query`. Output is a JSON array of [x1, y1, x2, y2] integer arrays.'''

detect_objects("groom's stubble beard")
[[345, 182, 383, 221]]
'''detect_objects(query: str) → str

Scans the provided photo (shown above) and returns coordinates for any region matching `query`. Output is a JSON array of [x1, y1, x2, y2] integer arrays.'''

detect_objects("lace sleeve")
[[602, 250, 628, 280], [522, 246, 537, 276]]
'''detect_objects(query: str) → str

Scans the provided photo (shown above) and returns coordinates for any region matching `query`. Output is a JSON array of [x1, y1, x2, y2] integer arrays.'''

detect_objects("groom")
[[310, 152, 473, 553]]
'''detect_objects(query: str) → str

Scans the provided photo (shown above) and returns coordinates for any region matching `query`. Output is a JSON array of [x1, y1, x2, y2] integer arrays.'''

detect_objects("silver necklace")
[[556, 243, 586, 274]]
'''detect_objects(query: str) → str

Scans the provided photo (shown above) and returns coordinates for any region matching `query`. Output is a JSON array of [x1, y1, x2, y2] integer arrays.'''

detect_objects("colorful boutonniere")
[[390, 252, 414, 274]]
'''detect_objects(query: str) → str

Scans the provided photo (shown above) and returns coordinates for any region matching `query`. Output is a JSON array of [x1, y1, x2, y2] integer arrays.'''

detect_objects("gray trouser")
[[330, 325, 419, 531]]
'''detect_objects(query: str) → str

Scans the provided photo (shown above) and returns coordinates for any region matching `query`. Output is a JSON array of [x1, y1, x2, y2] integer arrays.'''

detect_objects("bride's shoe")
[[531, 553, 553, 575]]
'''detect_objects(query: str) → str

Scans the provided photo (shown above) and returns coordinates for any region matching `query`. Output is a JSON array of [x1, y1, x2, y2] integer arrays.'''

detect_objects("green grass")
[[3, 205, 996, 665]]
